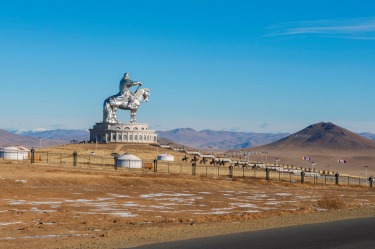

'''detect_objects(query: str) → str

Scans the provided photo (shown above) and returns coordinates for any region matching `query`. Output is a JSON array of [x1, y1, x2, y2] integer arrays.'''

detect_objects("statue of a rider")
[[103, 72, 146, 123], [115, 73, 142, 108]]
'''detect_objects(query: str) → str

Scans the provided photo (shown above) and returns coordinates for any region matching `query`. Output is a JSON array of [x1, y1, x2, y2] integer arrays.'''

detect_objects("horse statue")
[[103, 88, 150, 123]]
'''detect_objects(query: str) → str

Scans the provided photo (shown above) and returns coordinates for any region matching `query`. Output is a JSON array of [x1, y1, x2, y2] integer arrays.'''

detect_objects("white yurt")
[[0, 146, 30, 160], [116, 153, 142, 169], [157, 153, 174, 161]]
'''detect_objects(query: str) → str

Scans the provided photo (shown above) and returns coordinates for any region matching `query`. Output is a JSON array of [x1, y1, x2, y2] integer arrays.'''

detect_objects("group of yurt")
[[0, 144, 175, 169], [115, 152, 174, 169]]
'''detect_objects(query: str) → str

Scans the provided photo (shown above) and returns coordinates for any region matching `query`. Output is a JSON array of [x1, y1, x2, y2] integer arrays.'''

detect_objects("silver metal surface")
[[103, 73, 150, 123]]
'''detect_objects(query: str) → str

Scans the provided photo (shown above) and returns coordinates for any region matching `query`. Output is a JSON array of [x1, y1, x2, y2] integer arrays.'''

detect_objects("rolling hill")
[[241, 122, 375, 176], [255, 122, 375, 152]]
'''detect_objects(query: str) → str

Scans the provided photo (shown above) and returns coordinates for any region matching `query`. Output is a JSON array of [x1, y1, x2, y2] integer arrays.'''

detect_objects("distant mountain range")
[[359, 132, 375, 141], [1, 126, 375, 150], [0, 129, 89, 148], [156, 126, 375, 150], [18, 129, 89, 142], [156, 128, 290, 149]]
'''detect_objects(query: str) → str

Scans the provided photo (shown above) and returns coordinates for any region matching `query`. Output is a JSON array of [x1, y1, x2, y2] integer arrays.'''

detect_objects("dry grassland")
[[1, 144, 375, 248]]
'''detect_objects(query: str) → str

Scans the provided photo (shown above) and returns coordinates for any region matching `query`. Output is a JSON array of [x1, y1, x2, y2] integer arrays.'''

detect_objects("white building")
[[116, 153, 143, 169], [90, 122, 157, 144], [157, 153, 174, 161], [0, 146, 30, 160]]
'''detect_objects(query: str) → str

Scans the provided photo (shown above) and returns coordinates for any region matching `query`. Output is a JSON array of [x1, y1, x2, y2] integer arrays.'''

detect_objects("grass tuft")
[[317, 195, 345, 210]]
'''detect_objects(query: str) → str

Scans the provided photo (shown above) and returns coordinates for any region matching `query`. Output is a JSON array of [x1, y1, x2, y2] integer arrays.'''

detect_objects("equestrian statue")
[[103, 72, 150, 123]]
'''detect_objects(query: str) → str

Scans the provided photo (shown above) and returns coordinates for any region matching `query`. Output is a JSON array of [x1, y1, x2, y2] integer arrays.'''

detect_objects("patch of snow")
[[194, 211, 230, 215], [96, 197, 115, 201], [230, 203, 258, 208], [107, 193, 132, 198], [140, 193, 195, 198], [0, 221, 22, 226], [65, 199, 93, 203], [15, 180, 28, 183], [109, 212, 138, 218], [30, 207, 57, 213], [8, 200, 27, 205], [275, 193, 292, 196], [265, 201, 282, 205], [31, 201, 62, 205], [122, 202, 140, 207]]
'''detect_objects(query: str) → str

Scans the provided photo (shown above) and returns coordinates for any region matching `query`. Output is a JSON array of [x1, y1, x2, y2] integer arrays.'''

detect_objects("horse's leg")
[[103, 100, 111, 123], [103, 102, 108, 123], [112, 107, 119, 123], [130, 109, 137, 123]]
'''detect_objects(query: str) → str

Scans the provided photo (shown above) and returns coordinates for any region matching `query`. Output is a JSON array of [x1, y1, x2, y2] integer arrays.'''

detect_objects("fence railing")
[[5, 150, 373, 188]]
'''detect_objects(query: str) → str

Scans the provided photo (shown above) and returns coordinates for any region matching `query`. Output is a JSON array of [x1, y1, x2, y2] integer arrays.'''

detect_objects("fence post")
[[301, 171, 305, 184], [153, 159, 158, 173], [192, 162, 196, 176], [114, 155, 118, 170], [369, 176, 374, 187], [335, 173, 340, 185], [30, 149, 35, 163], [266, 168, 270, 180], [229, 166, 233, 178], [73, 152, 77, 167]]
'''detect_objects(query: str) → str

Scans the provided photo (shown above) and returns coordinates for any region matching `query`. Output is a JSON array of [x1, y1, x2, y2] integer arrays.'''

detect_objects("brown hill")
[[241, 122, 375, 176], [258, 122, 375, 152]]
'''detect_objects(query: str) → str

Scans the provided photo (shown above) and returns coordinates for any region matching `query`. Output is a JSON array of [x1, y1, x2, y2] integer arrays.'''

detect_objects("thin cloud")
[[267, 17, 375, 40]]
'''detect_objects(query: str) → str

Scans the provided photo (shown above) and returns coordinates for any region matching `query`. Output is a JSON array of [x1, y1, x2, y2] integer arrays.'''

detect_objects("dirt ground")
[[1, 162, 375, 249]]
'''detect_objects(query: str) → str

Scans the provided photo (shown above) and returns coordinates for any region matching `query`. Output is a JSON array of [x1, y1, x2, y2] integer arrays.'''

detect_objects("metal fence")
[[154, 161, 374, 187], [5, 150, 373, 188], [31, 151, 116, 169]]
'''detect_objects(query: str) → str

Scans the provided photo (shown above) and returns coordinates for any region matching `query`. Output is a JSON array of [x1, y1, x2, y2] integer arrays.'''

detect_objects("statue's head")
[[123, 73, 130, 79]]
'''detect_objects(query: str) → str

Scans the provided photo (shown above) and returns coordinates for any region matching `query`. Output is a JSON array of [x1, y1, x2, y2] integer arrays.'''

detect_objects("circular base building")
[[89, 122, 157, 144]]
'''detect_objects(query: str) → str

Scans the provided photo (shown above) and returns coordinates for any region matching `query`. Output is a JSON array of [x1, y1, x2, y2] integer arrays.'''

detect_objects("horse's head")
[[142, 88, 150, 102], [131, 88, 150, 106]]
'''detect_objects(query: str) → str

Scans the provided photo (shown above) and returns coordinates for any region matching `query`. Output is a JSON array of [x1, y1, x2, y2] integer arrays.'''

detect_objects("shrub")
[[317, 195, 345, 210]]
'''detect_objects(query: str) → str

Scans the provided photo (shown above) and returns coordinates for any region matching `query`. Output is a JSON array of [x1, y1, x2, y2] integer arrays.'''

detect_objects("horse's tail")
[[103, 98, 111, 122]]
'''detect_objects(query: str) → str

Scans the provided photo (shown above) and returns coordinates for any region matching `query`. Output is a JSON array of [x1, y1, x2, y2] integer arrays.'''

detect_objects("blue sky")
[[1, 0, 375, 133]]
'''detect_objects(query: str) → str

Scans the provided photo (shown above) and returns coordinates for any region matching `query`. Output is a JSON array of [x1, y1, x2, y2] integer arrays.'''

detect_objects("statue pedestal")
[[89, 122, 157, 144]]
